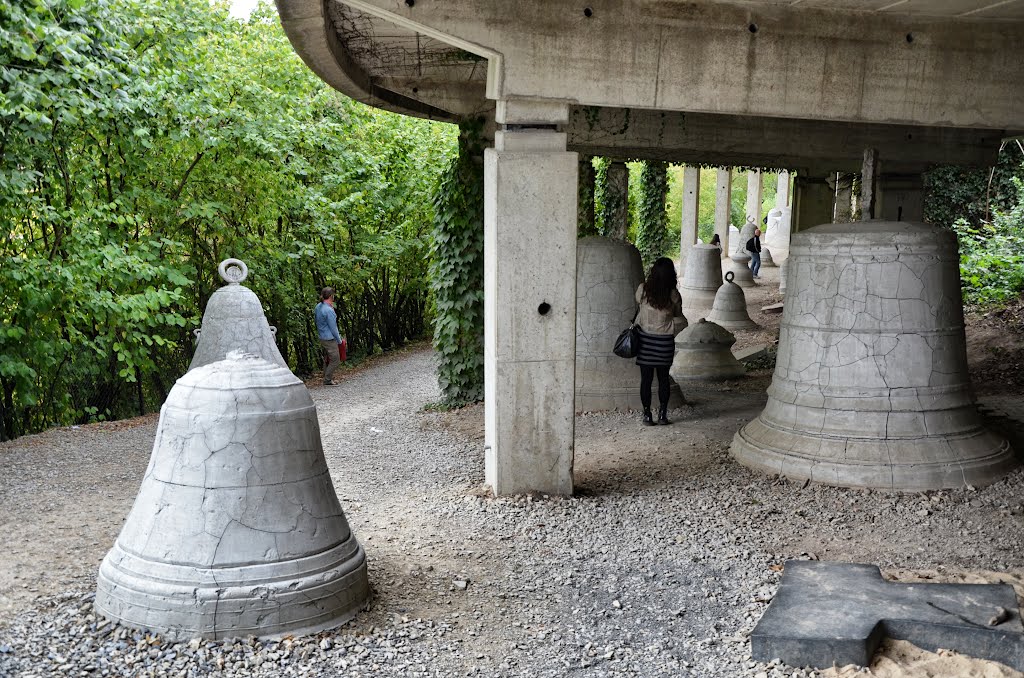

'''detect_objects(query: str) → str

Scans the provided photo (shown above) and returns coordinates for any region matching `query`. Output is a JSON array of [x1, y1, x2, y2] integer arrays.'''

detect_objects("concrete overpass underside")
[[276, 0, 1024, 495]]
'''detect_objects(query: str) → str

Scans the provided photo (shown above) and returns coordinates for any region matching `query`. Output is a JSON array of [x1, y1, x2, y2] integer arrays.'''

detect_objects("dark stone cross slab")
[[751, 560, 1024, 671]]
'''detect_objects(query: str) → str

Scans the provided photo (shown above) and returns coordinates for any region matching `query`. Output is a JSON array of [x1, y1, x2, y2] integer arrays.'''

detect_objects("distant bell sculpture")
[[670, 319, 744, 381], [735, 217, 756, 254], [706, 272, 758, 331], [761, 248, 777, 267], [779, 259, 788, 297], [678, 244, 723, 321], [96, 352, 370, 639], [575, 237, 684, 410], [731, 222, 1016, 490], [190, 259, 287, 371], [726, 252, 756, 288]]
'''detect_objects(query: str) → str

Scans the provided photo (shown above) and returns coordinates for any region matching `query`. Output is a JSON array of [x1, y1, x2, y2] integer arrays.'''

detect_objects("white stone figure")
[[731, 221, 1016, 491], [706, 272, 758, 331], [189, 259, 287, 371], [670, 319, 745, 381], [725, 251, 756, 287], [678, 243, 724, 321], [95, 352, 370, 639], [575, 237, 683, 411]]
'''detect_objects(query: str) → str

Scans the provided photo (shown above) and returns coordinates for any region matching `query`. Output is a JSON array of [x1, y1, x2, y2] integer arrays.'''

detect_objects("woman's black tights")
[[639, 365, 670, 410]]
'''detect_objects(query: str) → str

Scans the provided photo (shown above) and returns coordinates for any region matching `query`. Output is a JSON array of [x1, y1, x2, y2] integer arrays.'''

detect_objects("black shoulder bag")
[[612, 307, 641, 359]]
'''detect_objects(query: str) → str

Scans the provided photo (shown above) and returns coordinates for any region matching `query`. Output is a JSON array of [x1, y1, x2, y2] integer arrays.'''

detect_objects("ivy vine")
[[429, 118, 486, 406], [636, 160, 670, 268]]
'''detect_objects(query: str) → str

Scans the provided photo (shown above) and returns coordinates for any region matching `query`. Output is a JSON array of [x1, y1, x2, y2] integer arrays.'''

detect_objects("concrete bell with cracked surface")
[[731, 221, 1016, 490], [670, 319, 745, 381], [678, 244, 723, 321], [761, 247, 776, 267], [725, 252, 756, 288], [189, 259, 287, 371], [95, 351, 370, 639], [706, 272, 759, 332], [575, 236, 683, 410]]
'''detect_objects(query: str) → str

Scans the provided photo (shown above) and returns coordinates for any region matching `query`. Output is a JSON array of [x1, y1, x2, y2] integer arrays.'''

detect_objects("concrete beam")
[[566, 107, 1008, 172], [333, 0, 1024, 130]]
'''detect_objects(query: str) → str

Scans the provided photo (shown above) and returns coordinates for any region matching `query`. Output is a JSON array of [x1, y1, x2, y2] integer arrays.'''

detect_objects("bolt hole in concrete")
[[906, 32, 914, 43], [538, 302, 552, 316], [404, 0, 414, 6], [583, 7, 593, 17], [748, 23, 758, 33], [412, 87, 418, 93]]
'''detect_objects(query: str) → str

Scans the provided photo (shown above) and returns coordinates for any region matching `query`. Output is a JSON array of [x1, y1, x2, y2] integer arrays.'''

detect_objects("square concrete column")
[[484, 118, 578, 497], [679, 166, 700, 271], [714, 168, 732, 256], [792, 174, 834, 232], [877, 173, 925, 222], [745, 170, 763, 224], [776, 170, 791, 208]]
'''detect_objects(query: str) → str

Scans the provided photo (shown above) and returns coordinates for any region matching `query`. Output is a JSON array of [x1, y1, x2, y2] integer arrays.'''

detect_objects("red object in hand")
[[339, 338, 347, 362]]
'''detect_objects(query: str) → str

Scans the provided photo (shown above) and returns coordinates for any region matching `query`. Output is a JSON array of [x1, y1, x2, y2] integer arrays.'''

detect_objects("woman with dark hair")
[[634, 257, 687, 425]]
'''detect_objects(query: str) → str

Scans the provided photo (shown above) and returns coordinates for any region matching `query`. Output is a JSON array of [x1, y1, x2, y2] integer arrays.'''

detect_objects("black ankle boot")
[[642, 408, 655, 426], [658, 404, 670, 425]]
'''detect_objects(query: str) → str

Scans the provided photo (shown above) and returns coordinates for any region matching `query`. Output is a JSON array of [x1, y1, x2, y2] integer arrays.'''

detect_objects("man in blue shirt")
[[315, 287, 343, 385]]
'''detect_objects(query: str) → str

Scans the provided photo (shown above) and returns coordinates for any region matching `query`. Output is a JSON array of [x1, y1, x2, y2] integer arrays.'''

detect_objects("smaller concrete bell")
[[670, 319, 745, 381], [725, 252, 756, 288], [190, 259, 287, 371], [707, 271, 759, 331], [679, 244, 724, 321], [761, 248, 777, 267]]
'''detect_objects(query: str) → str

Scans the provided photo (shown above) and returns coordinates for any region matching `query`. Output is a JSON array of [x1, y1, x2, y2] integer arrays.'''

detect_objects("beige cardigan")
[[635, 285, 687, 336]]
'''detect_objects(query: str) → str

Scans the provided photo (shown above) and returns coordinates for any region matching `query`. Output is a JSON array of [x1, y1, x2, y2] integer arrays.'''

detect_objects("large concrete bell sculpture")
[[731, 221, 1016, 490], [575, 236, 684, 410], [706, 272, 759, 331], [190, 259, 287, 371], [670, 319, 745, 381], [678, 244, 723, 321], [96, 352, 370, 639]]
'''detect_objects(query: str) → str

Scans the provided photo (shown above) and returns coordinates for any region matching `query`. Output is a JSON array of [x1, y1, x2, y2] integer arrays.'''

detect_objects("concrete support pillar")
[[745, 170, 763, 225], [877, 173, 925, 222], [605, 161, 630, 241], [679, 166, 700, 273], [792, 174, 834, 233], [776, 171, 791, 208], [485, 100, 578, 496], [578, 157, 596, 234], [860, 148, 879, 220], [834, 173, 855, 223], [714, 168, 732, 256]]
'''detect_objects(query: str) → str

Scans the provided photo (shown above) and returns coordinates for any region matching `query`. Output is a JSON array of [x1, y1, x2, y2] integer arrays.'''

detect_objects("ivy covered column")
[[484, 100, 578, 496], [602, 161, 630, 241]]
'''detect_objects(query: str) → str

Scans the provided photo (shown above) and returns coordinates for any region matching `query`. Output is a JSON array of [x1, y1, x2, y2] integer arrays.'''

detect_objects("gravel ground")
[[2, 282, 1024, 677]]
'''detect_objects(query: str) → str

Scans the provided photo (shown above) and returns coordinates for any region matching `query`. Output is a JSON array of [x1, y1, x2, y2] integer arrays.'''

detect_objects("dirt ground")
[[2, 262, 1024, 676]]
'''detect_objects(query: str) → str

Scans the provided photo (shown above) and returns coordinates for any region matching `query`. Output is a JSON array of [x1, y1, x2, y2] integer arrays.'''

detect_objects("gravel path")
[[2, 344, 1024, 677]]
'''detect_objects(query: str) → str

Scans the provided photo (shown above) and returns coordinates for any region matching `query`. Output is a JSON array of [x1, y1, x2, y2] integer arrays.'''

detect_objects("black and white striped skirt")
[[635, 329, 675, 367]]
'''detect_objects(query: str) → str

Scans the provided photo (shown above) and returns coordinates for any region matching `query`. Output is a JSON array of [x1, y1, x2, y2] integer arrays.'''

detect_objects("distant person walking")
[[746, 228, 763, 279], [315, 287, 343, 386], [635, 257, 687, 426], [709, 233, 722, 251]]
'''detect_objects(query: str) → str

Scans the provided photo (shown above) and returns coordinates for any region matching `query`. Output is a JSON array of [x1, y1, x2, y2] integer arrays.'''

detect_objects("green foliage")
[[0, 0, 455, 439], [955, 179, 1024, 307], [925, 143, 1024, 228], [577, 157, 598, 237], [636, 161, 670, 268], [429, 119, 485, 406]]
